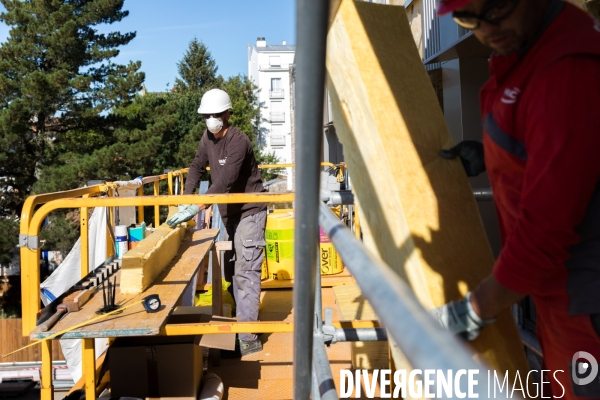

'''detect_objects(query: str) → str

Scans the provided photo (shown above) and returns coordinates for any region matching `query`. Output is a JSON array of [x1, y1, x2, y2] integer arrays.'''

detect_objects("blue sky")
[[0, 0, 296, 92]]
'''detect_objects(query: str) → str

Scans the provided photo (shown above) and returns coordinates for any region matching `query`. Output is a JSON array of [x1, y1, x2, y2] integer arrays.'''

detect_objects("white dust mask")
[[206, 117, 223, 134]]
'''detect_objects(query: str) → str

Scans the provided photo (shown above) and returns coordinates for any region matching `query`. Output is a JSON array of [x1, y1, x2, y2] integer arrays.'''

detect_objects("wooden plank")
[[120, 207, 189, 294], [211, 247, 223, 318], [0, 318, 64, 362], [200, 268, 355, 290], [30, 229, 218, 340], [333, 283, 388, 370], [327, 0, 528, 380], [210, 245, 223, 366]]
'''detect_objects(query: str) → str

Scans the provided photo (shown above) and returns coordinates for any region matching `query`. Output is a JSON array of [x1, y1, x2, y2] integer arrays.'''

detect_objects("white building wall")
[[248, 38, 295, 190]]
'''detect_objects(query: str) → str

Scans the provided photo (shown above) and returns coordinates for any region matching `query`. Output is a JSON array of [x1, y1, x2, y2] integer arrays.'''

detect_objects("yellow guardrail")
[[20, 192, 294, 335], [17, 161, 353, 400], [22, 192, 294, 400], [19, 162, 349, 334], [176, 161, 346, 183]]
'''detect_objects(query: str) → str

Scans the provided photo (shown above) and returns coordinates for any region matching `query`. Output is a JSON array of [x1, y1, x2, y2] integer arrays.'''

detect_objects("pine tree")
[[173, 38, 223, 93], [0, 0, 144, 216], [32, 40, 270, 258], [0, 215, 19, 265]]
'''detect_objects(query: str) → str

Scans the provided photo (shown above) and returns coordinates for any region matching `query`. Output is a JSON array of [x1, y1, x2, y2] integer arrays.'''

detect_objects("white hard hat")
[[198, 89, 232, 114]]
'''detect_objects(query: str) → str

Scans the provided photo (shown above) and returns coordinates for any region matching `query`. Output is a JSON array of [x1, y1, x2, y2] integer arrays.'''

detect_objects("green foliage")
[[0, 0, 144, 215], [256, 151, 282, 181], [0, 215, 19, 265], [174, 38, 223, 93], [172, 90, 207, 168], [33, 92, 180, 194], [39, 210, 81, 255], [28, 37, 265, 254], [223, 75, 260, 142]]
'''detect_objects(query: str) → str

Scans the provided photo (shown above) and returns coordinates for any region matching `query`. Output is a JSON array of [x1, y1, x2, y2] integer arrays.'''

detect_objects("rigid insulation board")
[[120, 208, 188, 294], [326, 0, 529, 380]]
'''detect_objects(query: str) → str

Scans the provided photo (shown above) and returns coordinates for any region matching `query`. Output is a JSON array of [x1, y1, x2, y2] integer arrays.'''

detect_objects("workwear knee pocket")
[[241, 238, 266, 269]]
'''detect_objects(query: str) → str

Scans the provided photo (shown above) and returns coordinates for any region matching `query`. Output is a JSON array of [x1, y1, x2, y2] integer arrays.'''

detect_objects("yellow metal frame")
[[19, 162, 358, 400], [18, 182, 293, 400], [162, 320, 380, 336], [176, 161, 346, 184], [21, 192, 294, 335]]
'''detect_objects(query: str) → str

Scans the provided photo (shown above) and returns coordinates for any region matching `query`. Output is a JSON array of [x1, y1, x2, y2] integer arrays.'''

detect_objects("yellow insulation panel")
[[326, 0, 529, 386], [120, 207, 190, 294]]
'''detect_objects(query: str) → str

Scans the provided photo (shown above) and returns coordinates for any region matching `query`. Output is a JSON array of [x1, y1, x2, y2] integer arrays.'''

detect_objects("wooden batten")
[[326, 0, 529, 383], [334, 283, 388, 370], [120, 208, 190, 295]]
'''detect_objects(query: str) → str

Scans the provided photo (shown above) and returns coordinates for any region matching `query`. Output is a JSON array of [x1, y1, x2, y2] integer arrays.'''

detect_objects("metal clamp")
[[321, 308, 336, 345], [18, 234, 28, 248], [18, 234, 40, 250], [29, 235, 40, 250]]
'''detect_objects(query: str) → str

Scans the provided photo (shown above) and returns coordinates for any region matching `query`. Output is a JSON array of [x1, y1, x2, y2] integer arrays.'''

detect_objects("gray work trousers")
[[224, 210, 267, 341]]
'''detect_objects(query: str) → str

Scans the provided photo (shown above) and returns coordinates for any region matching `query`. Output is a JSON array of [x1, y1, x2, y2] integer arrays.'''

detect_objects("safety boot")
[[239, 337, 263, 356]]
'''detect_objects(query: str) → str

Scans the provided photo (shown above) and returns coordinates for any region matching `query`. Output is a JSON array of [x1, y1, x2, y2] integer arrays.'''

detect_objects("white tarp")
[[40, 206, 110, 383], [112, 177, 143, 192]]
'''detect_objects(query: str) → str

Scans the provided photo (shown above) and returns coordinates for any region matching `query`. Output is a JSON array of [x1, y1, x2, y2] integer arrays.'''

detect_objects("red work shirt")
[[481, 1, 600, 314]]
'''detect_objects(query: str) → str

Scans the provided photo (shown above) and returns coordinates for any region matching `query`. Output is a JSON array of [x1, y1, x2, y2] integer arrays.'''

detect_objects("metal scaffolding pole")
[[293, 0, 329, 398], [312, 335, 339, 400], [318, 203, 513, 399]]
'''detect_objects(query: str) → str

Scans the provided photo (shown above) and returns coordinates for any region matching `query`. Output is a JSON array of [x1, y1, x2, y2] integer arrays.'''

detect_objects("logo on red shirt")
[[501, 87, 521, 104]]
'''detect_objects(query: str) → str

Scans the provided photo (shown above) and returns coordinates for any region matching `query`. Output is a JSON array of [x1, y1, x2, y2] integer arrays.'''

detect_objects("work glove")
[[166, 204, 200, 227], [439, 140, 485, 177], [430, 292, 495, 341]]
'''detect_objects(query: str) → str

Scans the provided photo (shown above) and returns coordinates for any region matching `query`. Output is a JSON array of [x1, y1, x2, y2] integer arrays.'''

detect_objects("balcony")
[[259, 64, 291, 71], [269, 89, 284, 99], [269, 112, 285, 122], [270, 135, 286, 147]]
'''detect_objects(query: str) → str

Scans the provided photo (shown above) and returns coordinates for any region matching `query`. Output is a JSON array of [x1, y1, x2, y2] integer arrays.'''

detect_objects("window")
[[270, 135, 286, 147], [271, 124, 283, 135], [270, 102, 285, 122], [269, 56, 281, 67], [271, 78, 282, 91], [270, 78, 284, 98], [271, 125, 285, 146]]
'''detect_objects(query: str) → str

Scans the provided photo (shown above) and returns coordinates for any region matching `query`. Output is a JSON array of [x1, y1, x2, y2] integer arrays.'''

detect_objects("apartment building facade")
[[248, 37, 296, 190]]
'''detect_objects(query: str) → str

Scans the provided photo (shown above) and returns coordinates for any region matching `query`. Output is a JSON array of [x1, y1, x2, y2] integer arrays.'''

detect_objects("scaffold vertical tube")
[[293, 0, 329, 398]]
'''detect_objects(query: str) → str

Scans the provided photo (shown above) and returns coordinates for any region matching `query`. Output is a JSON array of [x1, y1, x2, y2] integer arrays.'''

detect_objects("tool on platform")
[[36, 258, 122, 332], [97, 275, 119, 314], [3, 294, 162, 358]]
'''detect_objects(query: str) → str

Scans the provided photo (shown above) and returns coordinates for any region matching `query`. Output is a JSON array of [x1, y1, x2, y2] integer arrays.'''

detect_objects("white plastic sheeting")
[[39, 206, 110, 383], [112, 177, 143, 192]]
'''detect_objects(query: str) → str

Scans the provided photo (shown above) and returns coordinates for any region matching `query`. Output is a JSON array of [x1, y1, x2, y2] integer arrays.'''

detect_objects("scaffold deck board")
[[30, 229, 218, 340], [333, 283, 389, 370]]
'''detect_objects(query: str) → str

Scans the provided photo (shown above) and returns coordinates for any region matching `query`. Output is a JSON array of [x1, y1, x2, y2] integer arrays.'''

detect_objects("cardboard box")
[[109, 312, 236, 399], [110, 335, 202, 400], [128, 222, 146, 242], [169, 308, 236, 351], [128, 222, 147, 250]]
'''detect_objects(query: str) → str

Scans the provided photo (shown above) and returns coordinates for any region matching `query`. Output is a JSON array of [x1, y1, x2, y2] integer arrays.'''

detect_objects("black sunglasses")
[[452, 0, 519, 30], [201, 111, 226, 119]]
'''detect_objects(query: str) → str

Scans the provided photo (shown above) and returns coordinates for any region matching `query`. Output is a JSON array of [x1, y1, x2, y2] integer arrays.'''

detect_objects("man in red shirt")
[[433, 0, 600, 397]]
